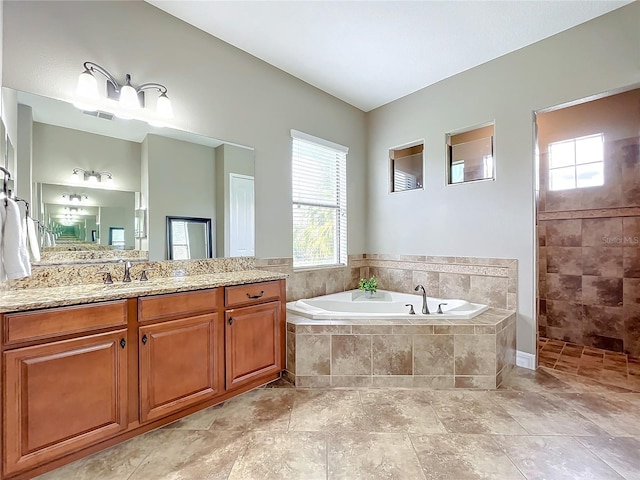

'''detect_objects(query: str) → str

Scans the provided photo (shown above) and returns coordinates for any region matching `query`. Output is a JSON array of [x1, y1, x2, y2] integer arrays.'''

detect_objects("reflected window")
[[447, 124, 495, 185], [390, 143, 423, 193], [170, 221, 190, 259], [548, 133, 604, 191]]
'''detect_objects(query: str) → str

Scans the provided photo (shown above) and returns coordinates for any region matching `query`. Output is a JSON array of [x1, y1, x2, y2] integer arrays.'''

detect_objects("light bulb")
[[71, 195, 80, 203], [105, 175, 114, 186], [71, 170, 81, 182], [156, 93, 173, 119], [76, 69, 99, 99], [87, 174, 98, 184], [119, 84, 140, 109]]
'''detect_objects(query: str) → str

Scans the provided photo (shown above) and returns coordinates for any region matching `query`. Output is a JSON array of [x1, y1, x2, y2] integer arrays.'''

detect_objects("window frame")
[[446, 123, 495, 186], [547, 133, 604, 191], [291, 130, 348, 270]]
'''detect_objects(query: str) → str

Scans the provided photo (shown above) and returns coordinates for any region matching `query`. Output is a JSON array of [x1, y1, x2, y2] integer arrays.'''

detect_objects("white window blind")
[[291, 130, 348, 268]]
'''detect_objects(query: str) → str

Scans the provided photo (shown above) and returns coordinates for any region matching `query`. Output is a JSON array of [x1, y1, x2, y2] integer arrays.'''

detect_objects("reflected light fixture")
[[62, 193, 89, 204], [70, 168, 113, 185], [75, 61, 173, 125]]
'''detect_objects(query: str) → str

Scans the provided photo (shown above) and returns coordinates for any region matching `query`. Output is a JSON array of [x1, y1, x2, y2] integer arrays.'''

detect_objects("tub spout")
[[414, 284, 430, 314]]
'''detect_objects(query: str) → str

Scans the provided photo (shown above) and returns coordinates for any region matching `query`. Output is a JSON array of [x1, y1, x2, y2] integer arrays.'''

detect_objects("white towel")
[[51, 232, 56, 246], [0, 202, 6, 281], [25, 217, 40, 262], [3, 198, 31, 279]]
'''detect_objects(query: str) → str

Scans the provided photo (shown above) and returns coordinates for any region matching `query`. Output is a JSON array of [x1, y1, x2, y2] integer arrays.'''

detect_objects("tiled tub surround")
[[256, 254, 517, 310], [286, 308, 517, 389], [537, 138, 640, 355]]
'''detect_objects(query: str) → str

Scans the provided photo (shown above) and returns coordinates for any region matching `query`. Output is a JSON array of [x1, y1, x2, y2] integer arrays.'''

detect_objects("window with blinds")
[[291, 130, 348, 268]]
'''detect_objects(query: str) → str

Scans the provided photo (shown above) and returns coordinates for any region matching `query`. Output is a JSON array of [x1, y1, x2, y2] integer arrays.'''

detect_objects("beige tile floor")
[[36, 368, 640, 480], [538, 337, 640, 392]]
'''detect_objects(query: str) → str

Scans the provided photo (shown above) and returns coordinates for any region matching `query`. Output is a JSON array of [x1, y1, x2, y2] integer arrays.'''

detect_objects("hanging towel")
[[3, 198, 31, 279], [51, 232, 56, 246], [25, 217, 41, 262]]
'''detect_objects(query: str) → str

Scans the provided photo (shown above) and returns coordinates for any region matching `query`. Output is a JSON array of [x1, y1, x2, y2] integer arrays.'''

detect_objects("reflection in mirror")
[[166, 216, 212, 260], [390, 142, 423, 193], [6, 87, 255, 263], [41, 183, 136, 249], [447, 124, 495, 185]]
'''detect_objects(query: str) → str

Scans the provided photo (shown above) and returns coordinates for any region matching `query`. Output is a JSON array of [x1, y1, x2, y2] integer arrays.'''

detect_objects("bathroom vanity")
[[0, 275, 286, 480]]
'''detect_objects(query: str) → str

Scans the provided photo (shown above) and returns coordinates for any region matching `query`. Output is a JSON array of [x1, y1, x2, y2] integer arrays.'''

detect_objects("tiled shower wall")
[[256, 254, 517, 310], [537, 97, 640, 354]]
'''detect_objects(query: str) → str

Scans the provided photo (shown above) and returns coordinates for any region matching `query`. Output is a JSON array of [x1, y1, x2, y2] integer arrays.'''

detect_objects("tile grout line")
[[570, 435, 630, 479], [406, 432, 429, 480], [125, 451, 153, 480]]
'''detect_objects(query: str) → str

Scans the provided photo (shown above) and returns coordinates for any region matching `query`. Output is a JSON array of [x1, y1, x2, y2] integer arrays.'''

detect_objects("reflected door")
[[229, 174, 255, 257]]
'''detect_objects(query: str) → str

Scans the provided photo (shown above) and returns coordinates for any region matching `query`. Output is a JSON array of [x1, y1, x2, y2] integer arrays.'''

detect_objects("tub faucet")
[[414, 284, 430, 314]]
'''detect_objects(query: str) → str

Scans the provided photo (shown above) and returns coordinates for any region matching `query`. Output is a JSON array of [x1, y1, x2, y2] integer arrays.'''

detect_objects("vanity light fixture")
[[61, 193, 89, 204], [75, 61, 174, 124], [70, 168, 113, 185]]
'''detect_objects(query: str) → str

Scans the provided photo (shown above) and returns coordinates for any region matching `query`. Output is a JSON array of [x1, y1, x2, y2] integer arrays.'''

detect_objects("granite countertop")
[[0, 270, 287, 313]]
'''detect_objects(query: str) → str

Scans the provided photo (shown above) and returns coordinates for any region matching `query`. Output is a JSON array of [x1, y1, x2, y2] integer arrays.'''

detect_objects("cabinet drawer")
[[4, 300, 127, 346], [138, 288, 219, 322], [225, 281, 281, 308]]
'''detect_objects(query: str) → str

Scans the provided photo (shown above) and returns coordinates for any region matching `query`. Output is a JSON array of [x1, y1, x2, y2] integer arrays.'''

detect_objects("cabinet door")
[[3, 330, 128, 477], [225, 301, 282, 390], [139, 313, 223, 423]]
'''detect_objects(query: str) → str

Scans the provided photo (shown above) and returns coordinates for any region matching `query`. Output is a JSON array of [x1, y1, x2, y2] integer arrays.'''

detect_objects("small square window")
[[389, 143, 423, 193], [447, 124, 495, 185]]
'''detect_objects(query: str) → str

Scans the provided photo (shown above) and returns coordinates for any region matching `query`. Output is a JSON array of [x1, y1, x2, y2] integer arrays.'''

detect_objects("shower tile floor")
[[538, 337, 640, 392], [34, 367, 640, 480]]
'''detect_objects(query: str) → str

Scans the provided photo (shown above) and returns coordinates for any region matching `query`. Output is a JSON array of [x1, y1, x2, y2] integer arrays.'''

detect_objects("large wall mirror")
[[5, 88, 255, 263]]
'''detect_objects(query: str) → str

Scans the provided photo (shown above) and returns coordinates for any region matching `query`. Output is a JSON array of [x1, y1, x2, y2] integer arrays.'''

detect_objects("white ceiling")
[[147, 0, 632, 112]]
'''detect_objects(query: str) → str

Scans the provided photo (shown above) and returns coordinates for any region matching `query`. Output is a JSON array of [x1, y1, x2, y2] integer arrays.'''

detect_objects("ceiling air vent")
[[82, 110, 114, 121]]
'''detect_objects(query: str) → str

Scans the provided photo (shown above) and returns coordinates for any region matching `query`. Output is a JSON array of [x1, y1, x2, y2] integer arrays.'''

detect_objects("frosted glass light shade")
[[156, 93, 173, 119], [76, 70, 99, 99], [71, 170, 81, 182], [119, 84, 140, 109]]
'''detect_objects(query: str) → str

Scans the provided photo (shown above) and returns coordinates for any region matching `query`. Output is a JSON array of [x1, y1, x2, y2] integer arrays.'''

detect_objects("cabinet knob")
[[141, 334, 148, 345], [120, 338, 126, 349], [228, 317, 233, 325], [246, 290, 264, 299]]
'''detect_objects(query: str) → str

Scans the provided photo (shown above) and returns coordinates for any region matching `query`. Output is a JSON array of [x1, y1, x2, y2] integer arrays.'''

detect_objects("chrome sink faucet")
[[122, 261, 132, 283], [414, 284, 430, 314]]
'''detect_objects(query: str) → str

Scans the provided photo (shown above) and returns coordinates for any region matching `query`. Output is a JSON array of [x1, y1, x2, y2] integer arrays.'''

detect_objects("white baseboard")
[[516, 350, 536, 370]]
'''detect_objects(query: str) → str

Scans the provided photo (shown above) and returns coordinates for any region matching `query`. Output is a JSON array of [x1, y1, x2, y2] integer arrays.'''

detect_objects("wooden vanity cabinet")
[[1, 302, 129, 478], [137, 289, 224, 423], [0, 279, 285, 480], [224, 280, 285, 391]]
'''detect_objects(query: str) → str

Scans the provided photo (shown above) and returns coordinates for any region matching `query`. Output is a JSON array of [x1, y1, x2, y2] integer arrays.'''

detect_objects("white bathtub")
[[287, 289, 489, 320]]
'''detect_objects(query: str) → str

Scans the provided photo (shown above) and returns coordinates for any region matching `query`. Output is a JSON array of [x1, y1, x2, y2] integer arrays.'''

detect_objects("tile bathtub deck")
[[36, 368, 640, 480]]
